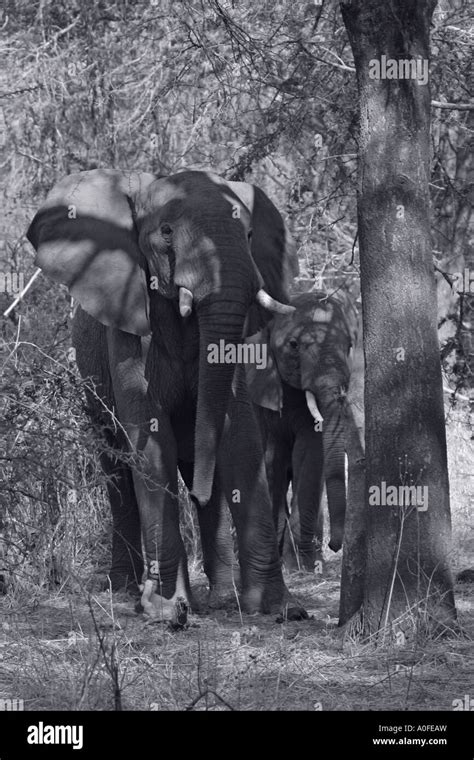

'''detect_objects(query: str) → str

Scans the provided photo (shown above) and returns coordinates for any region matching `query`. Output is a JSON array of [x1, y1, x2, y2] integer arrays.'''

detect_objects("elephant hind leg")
[[99, 450, 144, 594], [73, 311, 144, 593], [79, 387, 144, 594]]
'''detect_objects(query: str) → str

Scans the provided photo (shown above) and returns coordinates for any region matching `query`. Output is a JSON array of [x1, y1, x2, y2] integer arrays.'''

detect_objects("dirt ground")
[[1, 557, 472, 712], [1, 409, 472, 712]]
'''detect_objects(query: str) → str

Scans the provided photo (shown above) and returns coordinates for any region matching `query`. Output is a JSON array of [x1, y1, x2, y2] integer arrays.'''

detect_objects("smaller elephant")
[[245, 290, 358, 571]]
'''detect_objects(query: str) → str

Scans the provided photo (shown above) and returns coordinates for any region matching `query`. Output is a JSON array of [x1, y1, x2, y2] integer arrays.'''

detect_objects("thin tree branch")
[[3, 268, 42, 318], [431, 100, 474, 111]]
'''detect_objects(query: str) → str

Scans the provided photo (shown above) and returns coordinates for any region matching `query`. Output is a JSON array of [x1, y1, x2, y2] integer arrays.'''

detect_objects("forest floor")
[[1, 558, 473, 712], [1, 409, 472, 712]]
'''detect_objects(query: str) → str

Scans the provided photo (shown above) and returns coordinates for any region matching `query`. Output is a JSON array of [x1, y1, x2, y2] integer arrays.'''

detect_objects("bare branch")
[[431, 100, 474, 111], [3, 268, 42, 318]]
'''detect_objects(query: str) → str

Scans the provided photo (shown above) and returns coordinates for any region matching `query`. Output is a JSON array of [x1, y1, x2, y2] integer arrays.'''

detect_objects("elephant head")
[[26, 168, 296, 509], [246, 290, 358, 552]]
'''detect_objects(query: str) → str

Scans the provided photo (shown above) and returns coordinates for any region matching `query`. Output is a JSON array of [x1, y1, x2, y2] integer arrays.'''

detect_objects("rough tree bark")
[[339, 320, 366, 623], [339, 0, 456, 639]]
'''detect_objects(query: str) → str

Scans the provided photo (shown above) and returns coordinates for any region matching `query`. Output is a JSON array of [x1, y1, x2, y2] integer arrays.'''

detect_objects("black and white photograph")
[[0, 0, 473, 749]]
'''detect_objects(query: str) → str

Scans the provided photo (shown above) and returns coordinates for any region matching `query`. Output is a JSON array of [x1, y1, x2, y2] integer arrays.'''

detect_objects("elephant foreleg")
[[217, 387, 307, 618], [263, 428, 292, 555], [283, 428, 324, 572], [253, 407, 291, 555], [107, 330, 191, 622], [178, 460, 238, 608], [128, 423, 192, 621]]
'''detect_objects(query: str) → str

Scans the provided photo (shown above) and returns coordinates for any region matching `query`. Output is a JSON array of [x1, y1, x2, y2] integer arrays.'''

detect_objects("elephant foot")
[[207, 583, 239, 610], [138, 579, 190, 628], [328, 528, 343, 553], [241, 582, 308, 620], [206, 565, 241, 608], [276, 605, 310, 622], [279, 586, 309, 620]]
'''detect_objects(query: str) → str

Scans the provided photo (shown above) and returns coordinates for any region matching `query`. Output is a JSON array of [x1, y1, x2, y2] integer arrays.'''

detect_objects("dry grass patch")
[[1, 560, 472, 711]]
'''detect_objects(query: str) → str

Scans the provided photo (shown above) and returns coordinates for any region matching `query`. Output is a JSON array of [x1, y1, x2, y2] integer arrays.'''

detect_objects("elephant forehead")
[[139, 181, 188, 216], [120, 170, 157, 204], [204, 173, 253, 232], [311, 304, 334, 323], [204, 172, 255, 213]]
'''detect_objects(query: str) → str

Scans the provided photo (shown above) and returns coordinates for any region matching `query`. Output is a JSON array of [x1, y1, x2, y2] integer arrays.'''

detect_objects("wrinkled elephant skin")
[[27, 168, 306, 620], [246, 290, 358, 571]]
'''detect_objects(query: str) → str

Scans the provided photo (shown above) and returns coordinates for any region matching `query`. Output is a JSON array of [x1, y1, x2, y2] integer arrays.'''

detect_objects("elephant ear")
[[26, 169, 156, 335], [202, 173, 298, 326], [250, 185, 298, 302], [246, 184, 298, 335], [218, 181, 299, 303], [244, 328, 283, 412], [203, 173, 254, 241], [329, 289, 360, 369]]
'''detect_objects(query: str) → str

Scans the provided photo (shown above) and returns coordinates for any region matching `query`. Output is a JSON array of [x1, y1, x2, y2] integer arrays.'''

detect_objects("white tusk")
[[256, 289, 296, 314], [179, 287, 193, 317], [305, 390, 324, 425]]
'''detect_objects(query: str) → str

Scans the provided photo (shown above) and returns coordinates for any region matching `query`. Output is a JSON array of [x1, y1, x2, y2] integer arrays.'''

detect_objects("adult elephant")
[[27, 168, 305, 623], [245, 290, 358, 571]]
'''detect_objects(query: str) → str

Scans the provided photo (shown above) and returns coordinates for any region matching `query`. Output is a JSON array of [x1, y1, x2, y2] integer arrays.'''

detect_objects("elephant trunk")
[[305, 382, 347, 552], [321, 400, 346, 552], [191, 295, 248, 507]]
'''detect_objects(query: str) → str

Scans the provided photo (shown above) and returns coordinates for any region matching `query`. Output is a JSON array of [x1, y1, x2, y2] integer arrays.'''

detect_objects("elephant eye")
[[289, 338, 298, 349], [160, 224, 172, 237]]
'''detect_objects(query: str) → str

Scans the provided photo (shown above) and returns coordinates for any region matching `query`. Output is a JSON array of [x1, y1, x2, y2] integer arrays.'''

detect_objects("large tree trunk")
[[339, 0, 456, 638], [339, 326, 366, 624]]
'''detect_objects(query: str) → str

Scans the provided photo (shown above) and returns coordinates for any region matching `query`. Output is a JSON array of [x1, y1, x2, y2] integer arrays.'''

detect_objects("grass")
[[1, 560, 472, 711]]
